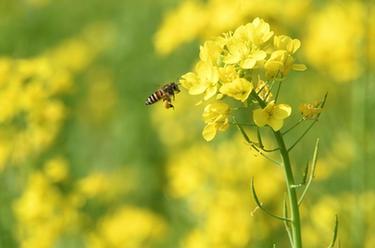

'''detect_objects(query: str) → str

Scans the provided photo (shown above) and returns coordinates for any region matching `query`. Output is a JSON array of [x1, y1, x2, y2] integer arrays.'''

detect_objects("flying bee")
[[145, 82, 180, 109]]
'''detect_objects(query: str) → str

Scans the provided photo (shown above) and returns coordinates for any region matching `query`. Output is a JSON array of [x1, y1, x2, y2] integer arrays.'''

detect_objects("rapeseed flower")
[[219, 78, 253, 102], [233, 17, 274, 46], [180, 61, 219, 100], [179, 17, 304, 140], [299, 103, 322, 120], [253, 101, 291, 131], [224, 39, 267, 69], [264, 50, 306, 78], [202, 102, 230, 141], [218, 65, 238, 83]]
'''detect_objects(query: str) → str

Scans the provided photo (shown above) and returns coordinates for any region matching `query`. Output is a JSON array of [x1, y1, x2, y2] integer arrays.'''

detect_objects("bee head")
[[172, 82, 180, 93]]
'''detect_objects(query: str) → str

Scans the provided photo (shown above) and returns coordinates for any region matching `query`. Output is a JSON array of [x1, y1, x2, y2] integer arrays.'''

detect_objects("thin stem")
[[287, 120, 317, 152], [252, 91, 303, 248], [265, 81, 275, 100], [256, 128, 280, 152], [230, 121, 256, 127], [275, 81, 282, 102], [283, 119, 304, 135], [250, 144, 282, 166], [284, 197, 294, 247], [262, 147, 280, 152], [298, 139, 319, 205], [234, 119, 281, 165], [274, 131, 303, 248], [287, 93, 327, 152], [251, 179, 292, 222]]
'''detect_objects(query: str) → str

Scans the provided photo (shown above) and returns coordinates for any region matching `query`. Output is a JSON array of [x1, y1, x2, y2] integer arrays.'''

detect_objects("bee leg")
[[163, 100, 174, 109]]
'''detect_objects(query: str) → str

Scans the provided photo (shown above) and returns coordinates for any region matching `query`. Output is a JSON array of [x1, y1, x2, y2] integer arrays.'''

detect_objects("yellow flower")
[[219, 78, 253, 102], [199, 40, 223, 65], [233, 17, 274, 46], [299, 103, 321, 120], [273, 35, 301, 54], [264, 50, 306, 78], [218, 65, 238, 83], [180, 61, 219, 100], [253, 101, 291, 131], [202, 102, 230, 141], [224, 39, 267, 69]]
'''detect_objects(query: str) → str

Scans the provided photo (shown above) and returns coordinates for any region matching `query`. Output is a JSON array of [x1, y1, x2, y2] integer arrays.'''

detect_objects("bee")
[[145, 82, 180, 109]]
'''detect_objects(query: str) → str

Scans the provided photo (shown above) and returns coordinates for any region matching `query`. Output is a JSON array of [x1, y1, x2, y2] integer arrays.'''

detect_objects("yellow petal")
[[224, 53, 241, 65], [253, 109, 268, 127], [179, 72, 197, 89], [273, 104, 292, 119], [290, 39, 301, 53], [189, 84, 207, 95], [203, 85, 217, 100], [241, 58, 256, 69], [252, 50, 267, 60], [268, 118, 284, 131], [202, 124, 217, 141]]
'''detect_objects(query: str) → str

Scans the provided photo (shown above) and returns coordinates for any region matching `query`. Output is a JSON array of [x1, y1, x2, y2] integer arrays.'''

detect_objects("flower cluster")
[[180, 18, 305, 141], [0, 23, 113, 169]]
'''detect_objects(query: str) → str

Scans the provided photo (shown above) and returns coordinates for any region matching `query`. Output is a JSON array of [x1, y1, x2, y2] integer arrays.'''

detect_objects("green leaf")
[[328, 215, 339, 248]]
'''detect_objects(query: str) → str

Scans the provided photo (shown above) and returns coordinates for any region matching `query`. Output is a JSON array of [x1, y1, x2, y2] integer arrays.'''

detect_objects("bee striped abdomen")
[[145, 89, 165, 105]]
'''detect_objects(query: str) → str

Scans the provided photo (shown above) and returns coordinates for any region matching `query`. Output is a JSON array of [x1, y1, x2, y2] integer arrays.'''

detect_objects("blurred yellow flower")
[[77, 172, 112, 198], [44, 157, 69, 183], [253, 101, 291, 131], [0, 23, 113, 169], [202, 102, 230, 141], [304, 2, 364, 82], [219, 77, 253, 102], [88, 206, 167, 248], [154, 0, 205, 55], [13, 166, 80, 248], [166, 135, 283, 247], [155, 0, 311, 56]]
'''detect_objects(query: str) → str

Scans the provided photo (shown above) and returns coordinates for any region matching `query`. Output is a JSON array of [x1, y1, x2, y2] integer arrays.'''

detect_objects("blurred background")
[[0, 0, 374, 247]]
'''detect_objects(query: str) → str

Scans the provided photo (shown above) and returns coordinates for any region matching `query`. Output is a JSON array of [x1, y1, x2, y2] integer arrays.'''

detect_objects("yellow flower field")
[[0, 0, 374, 247]]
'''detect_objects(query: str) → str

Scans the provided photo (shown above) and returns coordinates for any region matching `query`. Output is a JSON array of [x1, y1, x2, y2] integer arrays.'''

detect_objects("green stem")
[[252, 91, 302, 248], [274, 131, 303, 248]]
